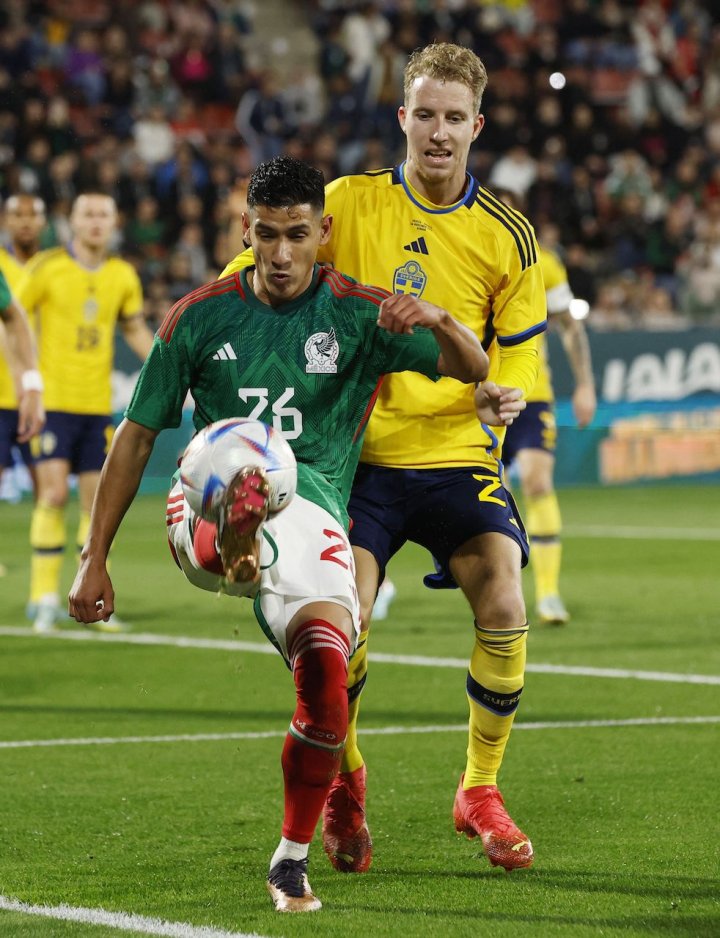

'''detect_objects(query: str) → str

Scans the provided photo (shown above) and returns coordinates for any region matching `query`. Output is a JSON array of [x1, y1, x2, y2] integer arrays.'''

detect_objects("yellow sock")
[[531, 541, 562, 601], [76, 510, 91, 557], [464, 624, 528, 788], [29, 504, 66, 605], [526, 492, 562, 601], [340, 629, 368, 773]]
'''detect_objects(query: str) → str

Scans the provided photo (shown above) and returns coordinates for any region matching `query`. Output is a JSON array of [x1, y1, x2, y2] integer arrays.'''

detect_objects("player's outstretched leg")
[[268, 619, 350, 911], [322, 631, 372, 872], [454, 624, 533, 870], [218, 467, 269, 584]]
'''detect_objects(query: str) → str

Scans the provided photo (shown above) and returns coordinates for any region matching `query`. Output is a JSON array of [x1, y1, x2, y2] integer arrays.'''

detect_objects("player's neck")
[[404, 163, 469, 207], [247, 268, 314, 308], [70, 239, 107, 269], [11, 242, 38, 265]]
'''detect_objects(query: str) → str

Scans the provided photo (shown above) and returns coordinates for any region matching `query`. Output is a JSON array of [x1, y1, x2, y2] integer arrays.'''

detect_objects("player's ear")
[[398, 106, 407, 133], [472, 114, 485, 141], [319, 213, 333, 245], [241, 211, 251, 240]]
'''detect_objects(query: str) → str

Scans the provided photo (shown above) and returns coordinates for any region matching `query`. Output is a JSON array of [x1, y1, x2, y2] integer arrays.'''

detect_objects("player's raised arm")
[[377, 294, 488, 383], [69, 418, 158, 624]]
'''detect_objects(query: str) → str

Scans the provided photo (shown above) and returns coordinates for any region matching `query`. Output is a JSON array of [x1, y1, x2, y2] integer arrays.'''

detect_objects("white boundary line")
[[370, 652, 720, 686], [1, 715, 718, 751], [562, 524, 720, 541], [0, 895, 270, 938], [1, 626, 719, 686]]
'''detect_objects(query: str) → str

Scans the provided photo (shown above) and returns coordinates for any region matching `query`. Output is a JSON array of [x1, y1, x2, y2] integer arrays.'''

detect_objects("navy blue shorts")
[[29, 411, 114, 473], [348, 463, 529, 590], [0, 408, 32, 469], [502, 401, 557, 469]]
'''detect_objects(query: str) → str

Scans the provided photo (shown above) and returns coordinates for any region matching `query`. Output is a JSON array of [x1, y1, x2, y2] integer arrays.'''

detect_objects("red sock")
[[281, 619, 350, 842], [192, 518, 224, 574]]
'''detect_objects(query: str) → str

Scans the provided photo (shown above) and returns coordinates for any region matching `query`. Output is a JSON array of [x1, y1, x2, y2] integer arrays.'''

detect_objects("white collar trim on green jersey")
[[398, 162, 478, 215]]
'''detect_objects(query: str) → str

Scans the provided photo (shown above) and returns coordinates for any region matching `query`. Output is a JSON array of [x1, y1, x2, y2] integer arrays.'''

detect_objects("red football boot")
[[453, 774, 534, 870], [322, 765, 372, 873]]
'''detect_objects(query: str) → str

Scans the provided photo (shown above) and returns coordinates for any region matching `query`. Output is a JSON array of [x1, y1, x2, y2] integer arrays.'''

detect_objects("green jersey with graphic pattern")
[[126, 265, 440, 526]]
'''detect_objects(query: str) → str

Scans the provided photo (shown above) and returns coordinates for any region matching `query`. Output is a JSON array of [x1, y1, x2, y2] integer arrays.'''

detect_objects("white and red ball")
[[180, 417, 297, 521]]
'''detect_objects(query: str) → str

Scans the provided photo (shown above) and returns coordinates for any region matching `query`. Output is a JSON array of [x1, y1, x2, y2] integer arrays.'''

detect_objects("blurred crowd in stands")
[[1, 0, 720, 330]]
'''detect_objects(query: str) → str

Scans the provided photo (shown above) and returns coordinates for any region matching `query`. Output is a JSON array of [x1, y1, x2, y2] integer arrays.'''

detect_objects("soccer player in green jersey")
[[222, 44, 544, 876], [69, 157, 489, 913]]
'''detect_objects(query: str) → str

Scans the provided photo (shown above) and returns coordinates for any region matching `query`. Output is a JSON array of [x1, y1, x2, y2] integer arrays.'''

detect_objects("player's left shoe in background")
[[32, 601, 60, 634], [267, 858, 322, 912], [372, 577, 397, 621], [453, 774, 534, 870], [536, 594, 570, 625], [322, 764, 372, 872], [86, 613, 131, 634]]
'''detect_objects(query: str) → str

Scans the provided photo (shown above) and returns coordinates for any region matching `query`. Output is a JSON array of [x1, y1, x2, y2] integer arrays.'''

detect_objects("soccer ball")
[[180, 417, 297, 521]]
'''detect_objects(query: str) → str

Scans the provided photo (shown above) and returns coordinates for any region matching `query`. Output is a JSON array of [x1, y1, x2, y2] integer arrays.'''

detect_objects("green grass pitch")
[[0, 483, 718, 937]]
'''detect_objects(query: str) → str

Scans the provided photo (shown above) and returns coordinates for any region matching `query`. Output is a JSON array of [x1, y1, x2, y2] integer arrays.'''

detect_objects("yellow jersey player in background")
[[18, 193, 154, 633], [0, 194, 47, 503], [0, 268, 45, 574], [223, 43, 546, 875], [497, 190, 596, 625]]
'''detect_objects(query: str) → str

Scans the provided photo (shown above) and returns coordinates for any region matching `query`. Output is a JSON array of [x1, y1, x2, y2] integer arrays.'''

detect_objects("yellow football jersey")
[[18, 248, 143, 414], [222, 166, 546, 468], [529, 247, 574, 404], [0, 247, 27, 409]]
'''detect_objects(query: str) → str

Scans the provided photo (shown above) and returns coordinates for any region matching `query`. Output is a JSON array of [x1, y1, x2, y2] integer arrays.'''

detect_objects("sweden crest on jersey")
[[393, 259, 427, 297]]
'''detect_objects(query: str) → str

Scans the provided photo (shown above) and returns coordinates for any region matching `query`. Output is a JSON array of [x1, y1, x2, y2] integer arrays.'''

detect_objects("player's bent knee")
[[524, 477, 554, 500], [288, 601, 355, 651], [474, 583, 526, 630], [38, 487, 69, 509]]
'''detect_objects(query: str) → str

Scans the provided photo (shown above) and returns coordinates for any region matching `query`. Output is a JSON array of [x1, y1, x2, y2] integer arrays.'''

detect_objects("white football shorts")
[[166, 480, 360, 660]]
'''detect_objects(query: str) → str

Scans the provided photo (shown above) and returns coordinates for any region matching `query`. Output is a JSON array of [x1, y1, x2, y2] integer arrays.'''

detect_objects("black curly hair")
[[247, 157, 325, 213]]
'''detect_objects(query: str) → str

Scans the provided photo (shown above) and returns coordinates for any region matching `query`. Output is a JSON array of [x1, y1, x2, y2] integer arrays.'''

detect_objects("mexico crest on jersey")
[[305, 327, 339, 373], [393, 260, 427, 297]]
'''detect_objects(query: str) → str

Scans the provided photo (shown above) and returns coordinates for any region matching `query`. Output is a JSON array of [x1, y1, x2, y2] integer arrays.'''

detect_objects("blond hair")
[[404, 43, 488, 113]]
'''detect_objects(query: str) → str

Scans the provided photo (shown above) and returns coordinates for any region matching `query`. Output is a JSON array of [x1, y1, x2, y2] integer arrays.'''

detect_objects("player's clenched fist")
[[475, 381, 527, 427], [377, 294, 448, 334]]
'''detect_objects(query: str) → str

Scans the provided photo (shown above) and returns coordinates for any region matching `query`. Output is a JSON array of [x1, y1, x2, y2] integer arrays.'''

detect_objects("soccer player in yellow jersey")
[[0, 194, 47, 499], [0, 268, 45, 486], [222, 43, 546, 874], [497, 192, 596, 624], [18, 193, 154, 633]]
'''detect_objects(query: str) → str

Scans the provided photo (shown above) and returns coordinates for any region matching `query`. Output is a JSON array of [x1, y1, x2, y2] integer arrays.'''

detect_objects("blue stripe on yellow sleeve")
[[497, 320, 547, 347]]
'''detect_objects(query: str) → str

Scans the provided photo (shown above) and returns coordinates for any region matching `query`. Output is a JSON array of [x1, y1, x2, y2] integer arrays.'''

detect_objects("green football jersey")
[[127, 265, 440, 526]]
